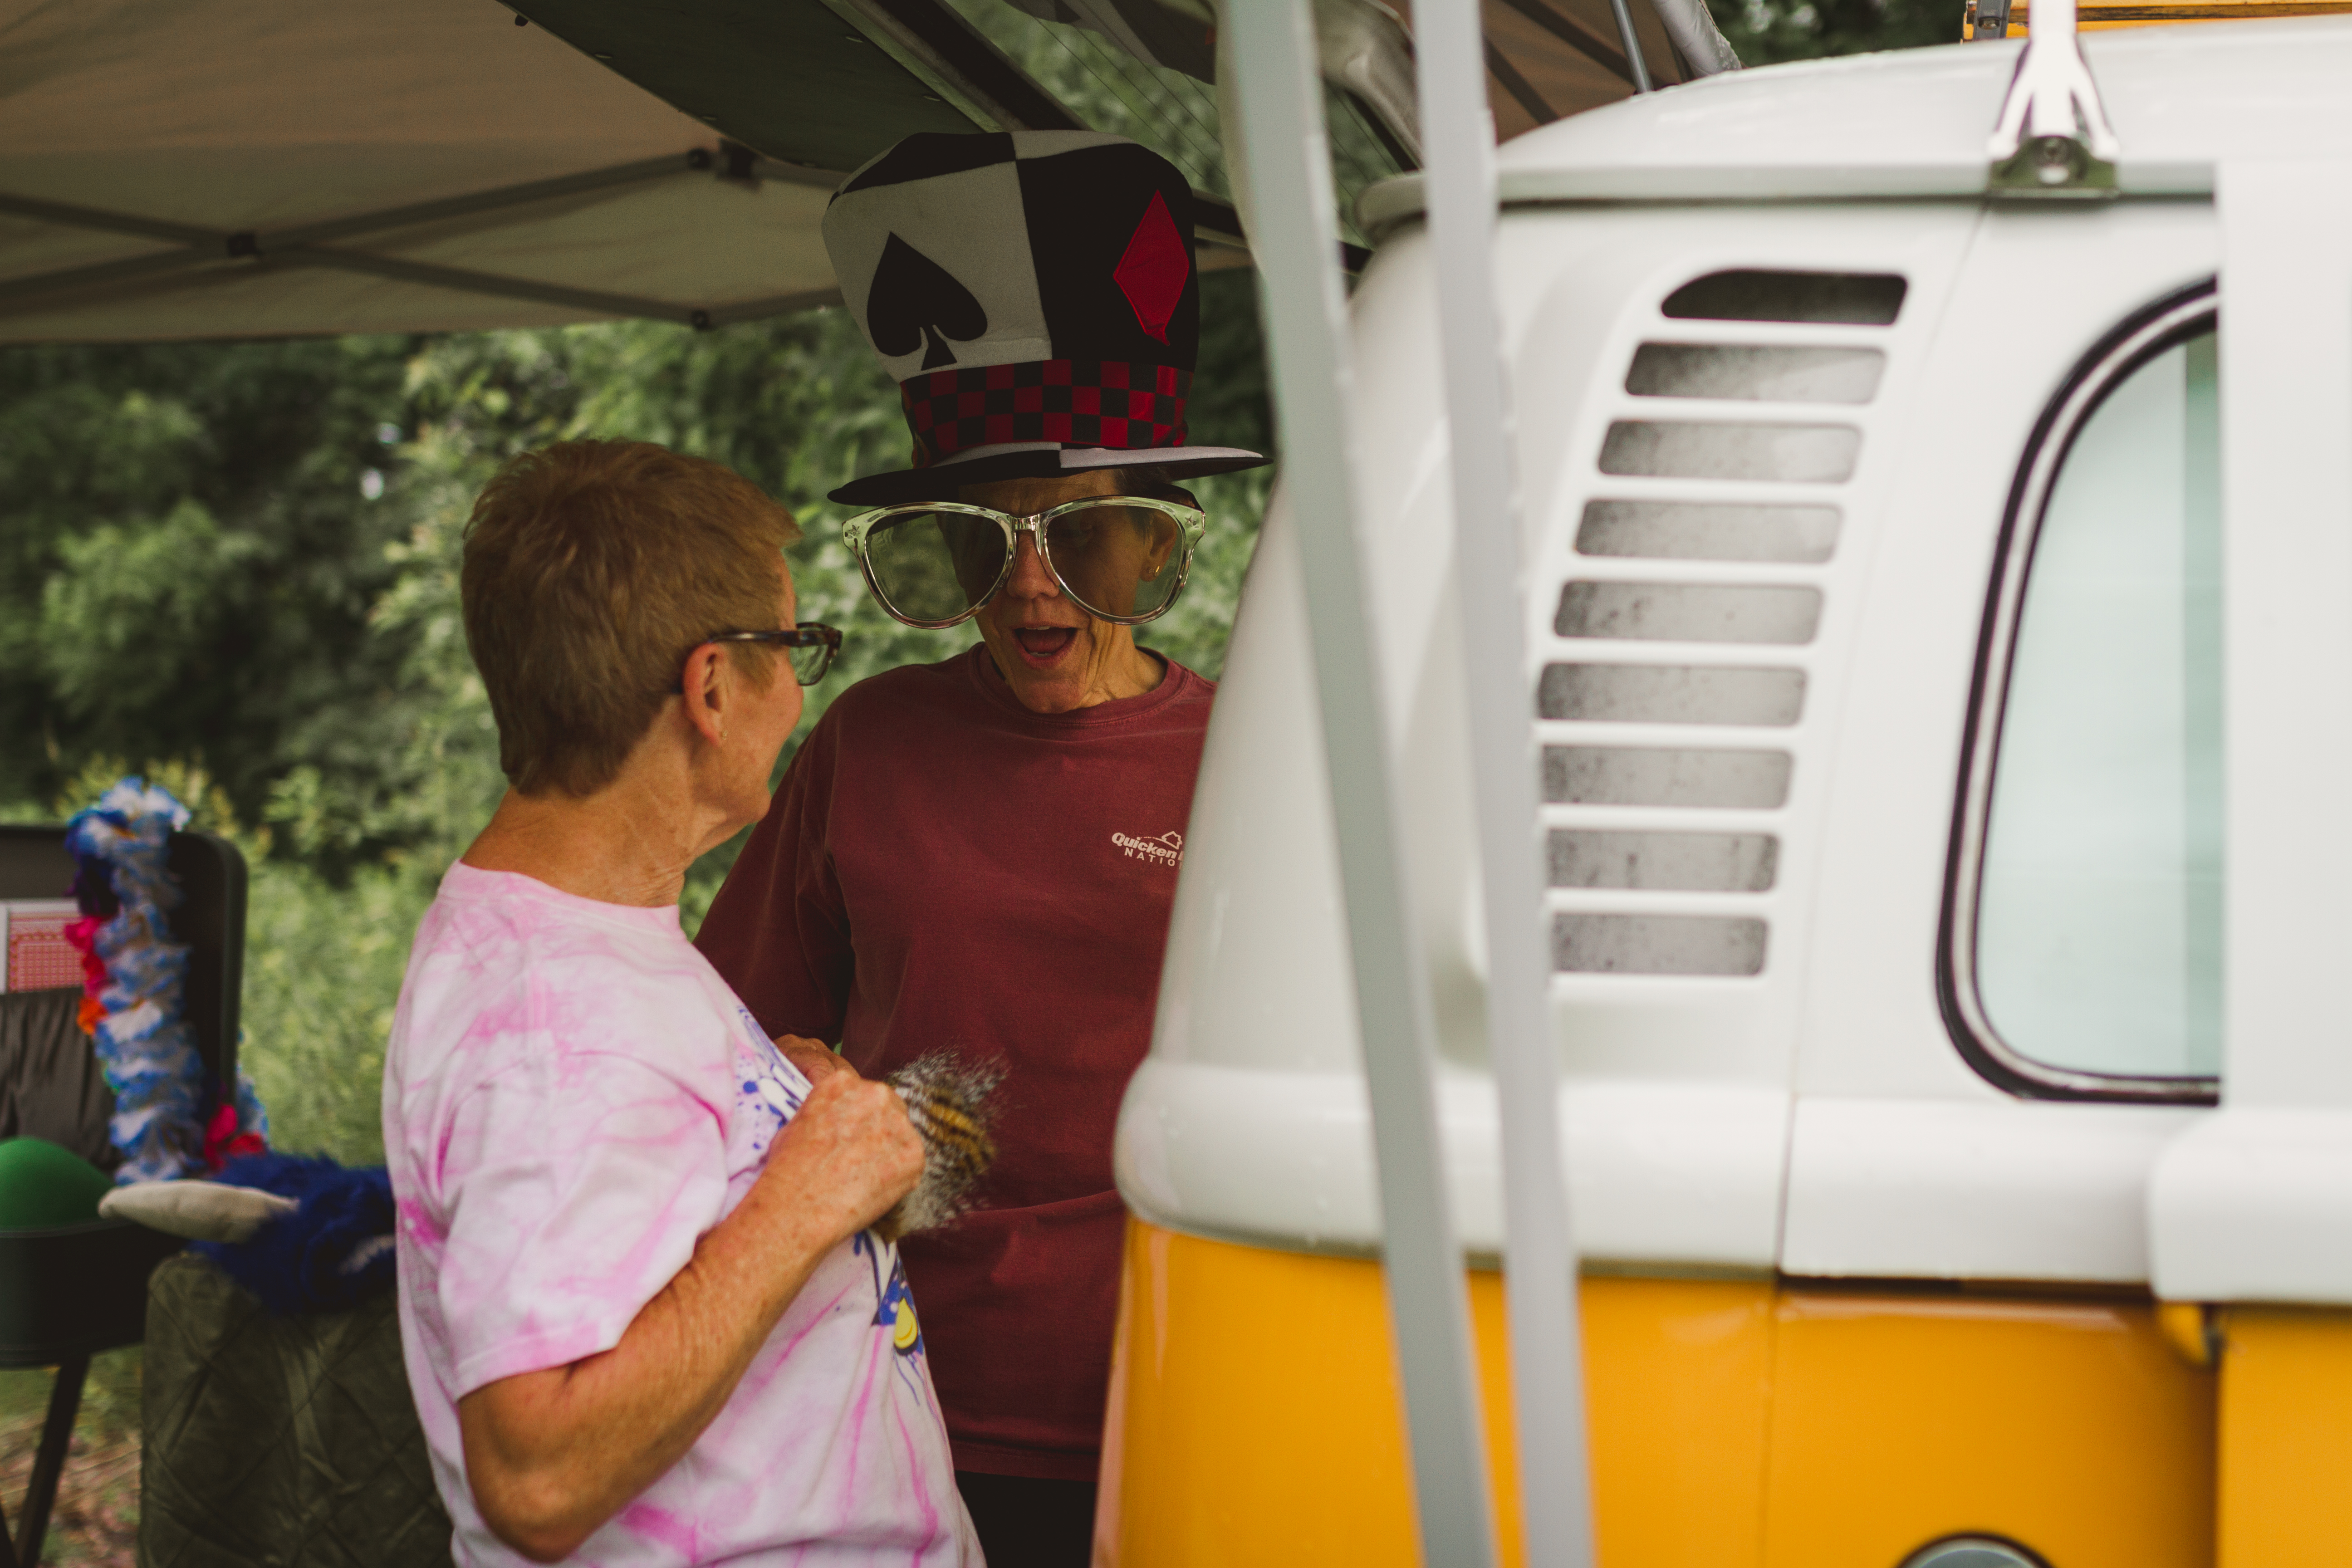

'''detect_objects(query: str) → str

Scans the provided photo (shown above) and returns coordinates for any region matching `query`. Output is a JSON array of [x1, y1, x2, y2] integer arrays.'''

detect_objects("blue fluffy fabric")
[[191, 1153, 396, 1316]]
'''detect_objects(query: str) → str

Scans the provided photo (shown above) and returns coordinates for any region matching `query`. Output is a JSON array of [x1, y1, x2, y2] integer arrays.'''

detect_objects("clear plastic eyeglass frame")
[[842, 496, 1208, 630]]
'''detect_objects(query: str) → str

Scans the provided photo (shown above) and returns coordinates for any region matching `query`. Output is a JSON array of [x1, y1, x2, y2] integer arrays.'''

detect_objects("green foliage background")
[[1706, 0, 1962, 64]]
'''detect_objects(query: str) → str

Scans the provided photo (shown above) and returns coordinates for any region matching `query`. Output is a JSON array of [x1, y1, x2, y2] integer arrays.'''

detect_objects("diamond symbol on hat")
[[1113, 191, 1189, 345]]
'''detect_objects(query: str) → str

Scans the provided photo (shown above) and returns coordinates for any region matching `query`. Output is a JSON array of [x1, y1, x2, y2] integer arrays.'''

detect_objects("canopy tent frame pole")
[[0, 153, 847, 328], [1608, 0, 1659, 91], [1483, 41, 1563, 124], [1221, 3, 1501, 1565], [1417, 0, 1600, 1563], [267, 252, 839, 330], [4, 152, 705, 250]]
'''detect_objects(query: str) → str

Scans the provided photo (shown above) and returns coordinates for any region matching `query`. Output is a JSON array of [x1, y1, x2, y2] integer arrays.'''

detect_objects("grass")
[[0, 1350, 142, 1567], [238, 854, 431, 1166]]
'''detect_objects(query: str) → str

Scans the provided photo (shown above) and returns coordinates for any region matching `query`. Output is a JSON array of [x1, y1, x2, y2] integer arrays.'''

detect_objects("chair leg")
[[9, 1355, 88, 1568]]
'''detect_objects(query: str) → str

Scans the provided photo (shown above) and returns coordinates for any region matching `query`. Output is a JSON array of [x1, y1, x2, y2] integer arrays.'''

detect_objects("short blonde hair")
[[461, 441, 800, 798]]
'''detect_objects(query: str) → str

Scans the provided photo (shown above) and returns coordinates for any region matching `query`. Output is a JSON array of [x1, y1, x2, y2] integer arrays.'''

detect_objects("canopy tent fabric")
[[506, 0, 1718, 252], [0, 0, 860, 343], [0, 0, 1735, 347], [1471, 0, 1710, 131]]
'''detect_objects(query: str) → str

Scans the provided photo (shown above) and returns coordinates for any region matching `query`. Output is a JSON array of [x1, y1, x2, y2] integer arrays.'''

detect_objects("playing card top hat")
[[822, 131, 1266, 506]]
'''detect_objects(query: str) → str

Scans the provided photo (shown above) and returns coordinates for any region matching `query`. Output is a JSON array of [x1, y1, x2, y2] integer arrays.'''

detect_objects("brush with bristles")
[[877, 1052, 1003, 1242]]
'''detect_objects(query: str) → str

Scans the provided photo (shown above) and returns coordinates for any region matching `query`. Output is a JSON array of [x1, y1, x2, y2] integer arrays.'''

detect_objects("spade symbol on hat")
[[866, 234, 988, 371]]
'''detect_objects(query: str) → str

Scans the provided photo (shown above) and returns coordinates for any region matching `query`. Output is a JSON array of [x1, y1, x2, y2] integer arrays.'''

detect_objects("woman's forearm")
[[454, 1070, 921, 1563], [456, 1179, 835, 1561]]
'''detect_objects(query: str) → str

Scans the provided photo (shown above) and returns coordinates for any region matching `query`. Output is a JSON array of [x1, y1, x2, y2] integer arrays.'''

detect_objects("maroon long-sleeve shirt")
[[695, 644, 1213, 1480]]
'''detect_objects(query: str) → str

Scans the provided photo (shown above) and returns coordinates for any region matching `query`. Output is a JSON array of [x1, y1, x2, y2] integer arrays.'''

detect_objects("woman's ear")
[[678, 642, 729, 746]]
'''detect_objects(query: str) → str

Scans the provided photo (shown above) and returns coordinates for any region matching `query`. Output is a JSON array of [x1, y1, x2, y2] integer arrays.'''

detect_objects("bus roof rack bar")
[[1417, 0, 1598, 1563], [1220, 2, 1501, 1564]]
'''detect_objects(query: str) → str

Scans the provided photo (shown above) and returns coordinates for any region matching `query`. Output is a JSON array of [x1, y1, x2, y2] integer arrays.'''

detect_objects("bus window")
[[1962, 314, 2221, 1093]]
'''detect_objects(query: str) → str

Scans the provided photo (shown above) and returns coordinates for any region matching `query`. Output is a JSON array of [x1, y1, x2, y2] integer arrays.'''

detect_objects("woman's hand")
[[774, 1033, 855, 1085], [758, 1071, 924, 1245]]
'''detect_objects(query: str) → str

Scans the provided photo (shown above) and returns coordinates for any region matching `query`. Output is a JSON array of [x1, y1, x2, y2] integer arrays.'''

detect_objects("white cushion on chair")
[[99, 1180, 298, 1242]]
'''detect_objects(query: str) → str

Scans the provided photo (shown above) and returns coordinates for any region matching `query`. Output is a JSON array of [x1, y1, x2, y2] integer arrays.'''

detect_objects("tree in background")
[[1707, 0, 1961, 64], [0, 339, 417, 844]]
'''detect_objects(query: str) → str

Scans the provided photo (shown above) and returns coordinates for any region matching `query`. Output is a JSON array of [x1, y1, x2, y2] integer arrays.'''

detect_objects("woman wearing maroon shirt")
[[694, 132, 1264, 1565]]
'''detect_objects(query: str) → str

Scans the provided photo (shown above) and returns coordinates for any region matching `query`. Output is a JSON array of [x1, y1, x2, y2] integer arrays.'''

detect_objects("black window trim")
[[1938, 278, 2220, 1105]]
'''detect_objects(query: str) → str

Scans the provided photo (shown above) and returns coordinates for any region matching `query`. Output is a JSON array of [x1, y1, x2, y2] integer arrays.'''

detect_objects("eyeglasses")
[[680, 625, 843, 689], [842, 496, 1208, 630]]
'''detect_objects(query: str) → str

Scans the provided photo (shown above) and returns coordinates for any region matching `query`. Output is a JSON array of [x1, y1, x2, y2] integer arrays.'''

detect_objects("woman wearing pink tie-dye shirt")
[[382, 441, 980, 1567]]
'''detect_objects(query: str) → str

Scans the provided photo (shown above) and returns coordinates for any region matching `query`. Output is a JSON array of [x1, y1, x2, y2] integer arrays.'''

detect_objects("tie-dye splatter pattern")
[[384, 863, 978, 1566]]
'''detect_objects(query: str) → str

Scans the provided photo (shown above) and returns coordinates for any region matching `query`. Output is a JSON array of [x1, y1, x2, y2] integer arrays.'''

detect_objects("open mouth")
[[1012, 627, 1078, 665]]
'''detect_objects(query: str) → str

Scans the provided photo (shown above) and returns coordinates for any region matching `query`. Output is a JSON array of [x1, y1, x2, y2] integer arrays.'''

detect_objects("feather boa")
[[64, 778, 269, 1182]]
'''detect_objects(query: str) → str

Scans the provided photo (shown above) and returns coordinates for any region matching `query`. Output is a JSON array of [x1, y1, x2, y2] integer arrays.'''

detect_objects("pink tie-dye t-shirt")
[[384, 862, 977, 1567]]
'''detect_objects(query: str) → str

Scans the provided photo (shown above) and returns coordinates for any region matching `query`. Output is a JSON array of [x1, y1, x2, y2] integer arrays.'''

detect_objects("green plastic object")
[[0, 1137, 112, 1230]]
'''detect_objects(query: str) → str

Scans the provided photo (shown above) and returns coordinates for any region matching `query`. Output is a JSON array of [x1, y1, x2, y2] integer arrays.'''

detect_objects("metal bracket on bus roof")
[[1964, 0, 2014, 39], [1985, 0, 2120, 197]]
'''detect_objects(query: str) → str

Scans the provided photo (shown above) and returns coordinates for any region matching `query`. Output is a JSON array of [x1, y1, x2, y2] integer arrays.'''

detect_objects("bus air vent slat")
[[1541, 745, 1793, 808], [1538, 664, 1806, 726], [1660, 269, 1907, 325], [1600, 421, 1861, 483], [1626, 343, 1885, 403], [1548, 829, 1780, 892], [1553, 912, 1769, 975], [1575, 500, 1842, 563], [1555, 581, 1823, 644]]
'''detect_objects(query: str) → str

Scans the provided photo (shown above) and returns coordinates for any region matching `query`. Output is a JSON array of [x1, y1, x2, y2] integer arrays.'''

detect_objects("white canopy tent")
[[0, 0, 1733, 345], [0, 0, 847, 343]]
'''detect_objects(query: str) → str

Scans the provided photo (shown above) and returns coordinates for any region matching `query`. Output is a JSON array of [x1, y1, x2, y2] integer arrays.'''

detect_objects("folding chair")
[[0, 824, 244, 1568]]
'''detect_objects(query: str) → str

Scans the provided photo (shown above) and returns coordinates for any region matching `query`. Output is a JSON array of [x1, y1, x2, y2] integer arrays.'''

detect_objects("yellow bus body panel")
[[2070, 5, 2352, 29], [1974, 2, 2352, 35], [1763, 1289, 2215, 1565], [1100, 1220, 2218, 1567], [2216, 1308, 2352, 1568]]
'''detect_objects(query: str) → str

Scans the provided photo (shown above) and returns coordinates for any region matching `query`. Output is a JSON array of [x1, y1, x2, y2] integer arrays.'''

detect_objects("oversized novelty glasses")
[[843, 496, 1208, 629]]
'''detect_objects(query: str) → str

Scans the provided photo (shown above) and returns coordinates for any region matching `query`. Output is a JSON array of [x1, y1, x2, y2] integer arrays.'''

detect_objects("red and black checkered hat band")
[[901, 360, 1191, 467]]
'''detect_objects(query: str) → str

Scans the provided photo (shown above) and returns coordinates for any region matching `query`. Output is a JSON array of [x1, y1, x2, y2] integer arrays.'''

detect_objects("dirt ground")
[[0, 1350, 141, 1567]]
